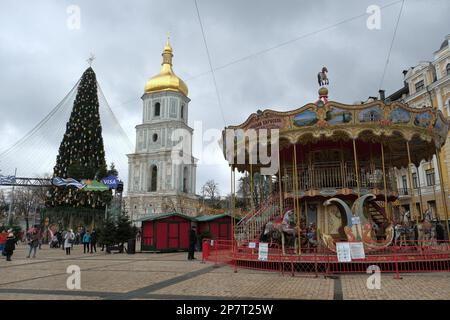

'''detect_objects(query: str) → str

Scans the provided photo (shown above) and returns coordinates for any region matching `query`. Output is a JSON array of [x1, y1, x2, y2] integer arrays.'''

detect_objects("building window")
[[183, 166, 188, 193], [150, 165, 157, 191], [181, 104, 184, 119], [412, 173, 418, 189], [426, 169, 435, 186], [415, 80, 424, 92], [401, 175, 408, 195], [154, 102, 161, 117], [152, 133, 158, 142], [447, 63, 450, 76]]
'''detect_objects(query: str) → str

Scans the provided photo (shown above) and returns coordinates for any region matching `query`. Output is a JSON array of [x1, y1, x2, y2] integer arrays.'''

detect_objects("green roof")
[[136, 212, 237, 223], [136, 212, 195, 222], [194, 213, 232, 222]]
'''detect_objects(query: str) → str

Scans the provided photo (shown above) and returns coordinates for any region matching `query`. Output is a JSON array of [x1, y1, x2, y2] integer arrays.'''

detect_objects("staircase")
[[235, 193, 280, 242], [368, 200, 390, 225]]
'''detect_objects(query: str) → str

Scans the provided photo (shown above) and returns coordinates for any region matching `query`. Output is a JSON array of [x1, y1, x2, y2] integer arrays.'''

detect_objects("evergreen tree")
[[115, 214, 136, 246], [98, 219, 116, 248], [107, 162, 119, 177], [47, 67, 111, 209]]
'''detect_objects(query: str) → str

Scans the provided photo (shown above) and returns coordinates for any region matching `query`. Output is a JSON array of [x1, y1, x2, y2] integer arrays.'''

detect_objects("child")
[[4, 233, 16, 261]]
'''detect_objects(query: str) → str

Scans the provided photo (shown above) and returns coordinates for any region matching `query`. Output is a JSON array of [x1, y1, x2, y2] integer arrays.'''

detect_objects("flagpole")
[[7, 168, 17, 226]]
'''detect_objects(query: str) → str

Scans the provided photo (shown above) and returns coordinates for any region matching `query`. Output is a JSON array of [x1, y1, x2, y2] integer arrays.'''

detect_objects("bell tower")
[[126, 39, 198, 221]]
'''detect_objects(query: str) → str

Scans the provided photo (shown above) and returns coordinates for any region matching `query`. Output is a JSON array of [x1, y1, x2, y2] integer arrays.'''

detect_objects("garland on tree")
[[47, 67, 112, 209]]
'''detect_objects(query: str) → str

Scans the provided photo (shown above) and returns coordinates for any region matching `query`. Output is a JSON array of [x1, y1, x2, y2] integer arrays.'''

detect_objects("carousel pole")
[[352, 139, 361, 197], [435, 148, 450, 240], [230, 165, 234, 245], [278, 147, 284, 216], [250, 163, 255, 240], [293, 143, 301, 255], [406, 141, 419, 224], [381, 141, 390, 220]]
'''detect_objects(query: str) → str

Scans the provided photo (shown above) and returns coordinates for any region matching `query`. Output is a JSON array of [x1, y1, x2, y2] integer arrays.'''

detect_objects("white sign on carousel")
[[248, 242, 256, 249], [258, 243, 269, 261], [336, 242, 366, 262], [336, 242, 351, 262], [349, 242, 366, 259]]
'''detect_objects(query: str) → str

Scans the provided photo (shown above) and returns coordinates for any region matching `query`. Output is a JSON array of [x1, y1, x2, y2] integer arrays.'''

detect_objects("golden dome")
[[318, 87, 328, 96], [144, 39, 188, 96]]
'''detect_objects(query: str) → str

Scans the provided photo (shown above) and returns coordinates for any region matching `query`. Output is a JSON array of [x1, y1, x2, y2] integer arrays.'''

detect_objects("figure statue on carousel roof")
[[317, 66, 329, 86]]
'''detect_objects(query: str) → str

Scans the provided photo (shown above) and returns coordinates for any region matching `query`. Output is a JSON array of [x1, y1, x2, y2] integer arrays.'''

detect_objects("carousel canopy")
[[222, 99, 449, 171]]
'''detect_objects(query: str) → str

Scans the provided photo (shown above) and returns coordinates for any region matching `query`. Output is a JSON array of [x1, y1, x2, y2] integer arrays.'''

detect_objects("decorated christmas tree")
[[46, 67, 112, 212]]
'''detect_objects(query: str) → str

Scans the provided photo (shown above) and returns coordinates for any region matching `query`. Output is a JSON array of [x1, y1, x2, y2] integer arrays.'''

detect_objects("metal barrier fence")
[[202, 239, 450, 277]]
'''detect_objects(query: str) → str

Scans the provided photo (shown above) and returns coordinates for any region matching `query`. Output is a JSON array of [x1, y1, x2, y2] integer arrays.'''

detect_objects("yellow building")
[[388, 34, 450, 221]]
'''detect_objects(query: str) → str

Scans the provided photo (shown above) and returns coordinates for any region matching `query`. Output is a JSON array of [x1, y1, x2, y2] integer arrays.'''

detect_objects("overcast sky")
[[0, 0, 448, 196]]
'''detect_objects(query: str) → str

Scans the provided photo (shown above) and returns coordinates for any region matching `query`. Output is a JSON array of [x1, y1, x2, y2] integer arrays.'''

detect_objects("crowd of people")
[[1, 225, 101, 261], [49, 227, 98, 254]]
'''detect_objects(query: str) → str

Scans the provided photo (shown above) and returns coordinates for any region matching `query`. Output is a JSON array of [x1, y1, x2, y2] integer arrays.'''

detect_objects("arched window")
[[152, 133, 158, 142], [154, 102, 161, 117], [181, 104, 184, 119], [150, 165, 157, 191], [446, 63, 450, 76], [183, 167, 188, 193]]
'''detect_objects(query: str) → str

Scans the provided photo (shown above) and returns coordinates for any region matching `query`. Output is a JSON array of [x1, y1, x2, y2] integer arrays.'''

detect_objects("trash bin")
[[127, 238, 136, 254]]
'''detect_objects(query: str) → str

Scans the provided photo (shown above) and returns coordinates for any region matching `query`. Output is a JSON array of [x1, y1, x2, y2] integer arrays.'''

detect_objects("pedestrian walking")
[[187, 226, 197, 260], [26, 227, 39, 258], [64, 229, 75, 255], [82, 230, 91, 254], [90, 229, 97, 253], [4, 232, 16, 261]]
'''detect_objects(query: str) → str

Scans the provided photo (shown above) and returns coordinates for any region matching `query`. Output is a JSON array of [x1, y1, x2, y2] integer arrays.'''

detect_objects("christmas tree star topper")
[[87, 53, 95, 67]]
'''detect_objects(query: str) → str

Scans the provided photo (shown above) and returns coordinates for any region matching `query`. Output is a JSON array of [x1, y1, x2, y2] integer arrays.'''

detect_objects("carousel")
[[221, 74, 450, 271]]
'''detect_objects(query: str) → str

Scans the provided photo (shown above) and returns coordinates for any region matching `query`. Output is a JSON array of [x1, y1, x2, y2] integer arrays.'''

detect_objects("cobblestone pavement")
[[0, 245, 449, 300]]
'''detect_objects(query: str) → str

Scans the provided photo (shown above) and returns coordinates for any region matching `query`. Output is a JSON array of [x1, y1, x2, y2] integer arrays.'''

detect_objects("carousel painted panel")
[[414, 112, 432, 128], [293, 110, 318, 127], [358, 106, 383, 123], [434, 116, 449, 146], [325, 106, 353, 125], [326, 204, 342, 236], [389, 107, 411, 124]]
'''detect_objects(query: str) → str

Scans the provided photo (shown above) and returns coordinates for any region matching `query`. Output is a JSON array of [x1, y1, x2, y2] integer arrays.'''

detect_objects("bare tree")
[[201, 180, 220, 202], [14, 187, 48, 231], [0, 189, 7, 214]]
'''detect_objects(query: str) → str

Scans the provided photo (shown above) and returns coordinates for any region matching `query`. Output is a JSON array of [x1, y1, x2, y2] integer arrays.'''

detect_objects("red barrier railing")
[[202, 239, 450, 277]]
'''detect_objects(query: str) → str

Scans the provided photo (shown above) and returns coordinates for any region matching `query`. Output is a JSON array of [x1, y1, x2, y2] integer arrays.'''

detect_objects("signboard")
[[248, 242, 256, 249], [81, 179, 109, 191], [258, 243, 269, 261], [336, 242, 352, 262], [351, 216, 361, 225], [101, 175, 119, 189], [247, 116, 286, 130], [349, 242, 366, 260]]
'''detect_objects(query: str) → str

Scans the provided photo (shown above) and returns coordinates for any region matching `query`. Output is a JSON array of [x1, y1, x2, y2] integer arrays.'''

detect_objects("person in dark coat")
[[188, 226, 197, 260], [90, 229, 97, 253], [4, 233, 16, 261], [436, 221, 445, 242]]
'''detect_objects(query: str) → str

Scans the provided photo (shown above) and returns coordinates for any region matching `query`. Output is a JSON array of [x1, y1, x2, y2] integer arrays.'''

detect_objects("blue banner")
[[0, 175, 16, 184], [101, 175, 119, 189], [52, 177, 85, 189]]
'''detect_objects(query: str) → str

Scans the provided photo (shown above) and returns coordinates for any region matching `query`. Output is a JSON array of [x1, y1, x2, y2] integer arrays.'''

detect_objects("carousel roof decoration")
[[223, 87, 449, 171]]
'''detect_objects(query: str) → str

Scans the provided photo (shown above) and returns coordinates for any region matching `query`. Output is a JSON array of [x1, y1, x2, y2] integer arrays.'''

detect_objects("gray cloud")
[[0, 0, 448, 196]]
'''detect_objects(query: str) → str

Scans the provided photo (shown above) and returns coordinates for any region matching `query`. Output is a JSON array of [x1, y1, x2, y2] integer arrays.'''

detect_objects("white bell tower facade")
[[126, 39, 198, 220]]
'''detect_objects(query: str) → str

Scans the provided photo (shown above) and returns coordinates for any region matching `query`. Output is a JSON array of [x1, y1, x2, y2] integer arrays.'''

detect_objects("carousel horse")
[[394, 209, 414, 246], [322, 194, 394, 252], [317, 67, 329, 86], [260, 209, 301, 254], [417, 210, 433, 243]]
